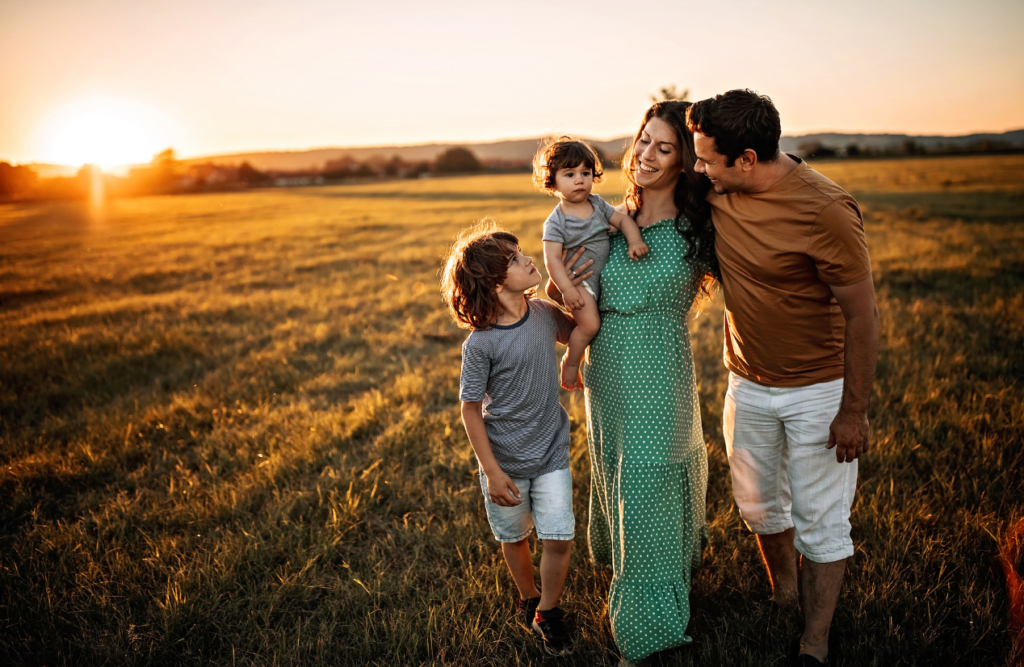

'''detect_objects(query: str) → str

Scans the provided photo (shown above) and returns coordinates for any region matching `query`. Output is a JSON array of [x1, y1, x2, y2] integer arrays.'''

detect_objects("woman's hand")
[[547, 247, 594, 306], [484, 469, 522, 507]]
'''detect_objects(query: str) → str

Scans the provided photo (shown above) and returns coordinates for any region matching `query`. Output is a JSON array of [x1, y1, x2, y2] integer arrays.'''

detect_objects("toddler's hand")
[[628, 241, 649, 260], [563, 287, 585, 312], [485, 470, 522, 507]]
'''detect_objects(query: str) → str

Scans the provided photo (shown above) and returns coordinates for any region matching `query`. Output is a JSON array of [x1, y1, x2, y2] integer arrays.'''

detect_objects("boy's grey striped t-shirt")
[[459, 299, 575, 479]]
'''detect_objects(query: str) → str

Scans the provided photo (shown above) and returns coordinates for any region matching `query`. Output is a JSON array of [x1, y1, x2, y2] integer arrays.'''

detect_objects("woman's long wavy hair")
[[622, 101, 720, 299]]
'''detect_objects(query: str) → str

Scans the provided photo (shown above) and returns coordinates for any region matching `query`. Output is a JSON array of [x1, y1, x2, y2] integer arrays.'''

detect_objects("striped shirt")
[[459, 299, 575, 478]]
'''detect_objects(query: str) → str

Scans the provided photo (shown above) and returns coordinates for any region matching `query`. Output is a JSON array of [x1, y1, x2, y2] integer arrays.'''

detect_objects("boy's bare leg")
[[560, 291, 600, 390], [756, 527, 799, 606], [799, 557, 845, 662], [502, 537, 541, 600], [538, 539, 572, 611]]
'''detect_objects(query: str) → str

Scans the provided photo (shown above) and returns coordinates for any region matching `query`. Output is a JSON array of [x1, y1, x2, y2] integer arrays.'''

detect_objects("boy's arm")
[[609, 209, 649, 259], [543, 301, 577, 345], [543, 240, 585, 311], [460, 401, 522, 506]]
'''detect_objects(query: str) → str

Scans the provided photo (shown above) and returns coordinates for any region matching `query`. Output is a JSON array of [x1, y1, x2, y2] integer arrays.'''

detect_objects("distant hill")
[[11, 130, 1023, 175], [180, 129, 1024, 172], [179, 136, 636, 172]]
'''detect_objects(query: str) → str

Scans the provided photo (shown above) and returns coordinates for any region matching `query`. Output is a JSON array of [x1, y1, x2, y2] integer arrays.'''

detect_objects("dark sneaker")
[[516, 596, 540, 631], [532, 607, 573, 656]]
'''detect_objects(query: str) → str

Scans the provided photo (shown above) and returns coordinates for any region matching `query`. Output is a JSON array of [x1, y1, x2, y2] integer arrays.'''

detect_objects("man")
[[687, 89, 879, 666]]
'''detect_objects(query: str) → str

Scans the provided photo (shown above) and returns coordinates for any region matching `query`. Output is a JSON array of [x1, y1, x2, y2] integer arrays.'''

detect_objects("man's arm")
[[827, 276, 879, 463], [460, 401, 522, 506]]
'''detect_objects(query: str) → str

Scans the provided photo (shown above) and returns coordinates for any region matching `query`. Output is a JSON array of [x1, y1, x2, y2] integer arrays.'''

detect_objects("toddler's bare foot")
[[560, 357, 583, 390]]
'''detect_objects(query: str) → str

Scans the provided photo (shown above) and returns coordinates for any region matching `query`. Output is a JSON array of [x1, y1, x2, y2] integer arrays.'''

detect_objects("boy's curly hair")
[[441, 220, 532, 330], [531, 136, 604, 194]]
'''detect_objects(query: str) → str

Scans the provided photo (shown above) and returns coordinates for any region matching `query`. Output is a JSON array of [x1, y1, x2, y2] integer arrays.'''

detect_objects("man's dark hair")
[[686, 89, 781, 167]]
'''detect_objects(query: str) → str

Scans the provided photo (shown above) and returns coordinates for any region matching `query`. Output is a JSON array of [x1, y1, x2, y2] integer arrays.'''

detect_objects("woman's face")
[[632, 115, 682, 191]]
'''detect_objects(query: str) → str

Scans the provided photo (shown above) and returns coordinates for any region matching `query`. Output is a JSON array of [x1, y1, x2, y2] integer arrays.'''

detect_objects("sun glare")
[[34, 97, 176, 169]]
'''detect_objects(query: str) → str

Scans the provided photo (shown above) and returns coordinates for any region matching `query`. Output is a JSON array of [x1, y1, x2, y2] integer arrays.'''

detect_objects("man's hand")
[[826, 276, 879, 464], [484, 469, 522, 506], [827, 408, 869, 463], [547, 247, 594, 306]]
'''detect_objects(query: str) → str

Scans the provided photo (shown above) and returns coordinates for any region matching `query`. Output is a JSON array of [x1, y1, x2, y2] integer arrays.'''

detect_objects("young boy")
[[440, 221, 578, 656]]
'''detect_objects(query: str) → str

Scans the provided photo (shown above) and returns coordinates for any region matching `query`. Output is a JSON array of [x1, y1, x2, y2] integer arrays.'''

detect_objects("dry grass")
[[1, 154, 1022, 665]]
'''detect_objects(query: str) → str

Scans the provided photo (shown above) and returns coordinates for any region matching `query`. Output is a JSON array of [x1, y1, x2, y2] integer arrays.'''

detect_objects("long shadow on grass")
[[0, 340, 209, 435]]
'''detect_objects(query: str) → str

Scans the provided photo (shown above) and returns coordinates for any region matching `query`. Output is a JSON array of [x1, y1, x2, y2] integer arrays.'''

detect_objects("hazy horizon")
[[2, 0, 1022, 166]]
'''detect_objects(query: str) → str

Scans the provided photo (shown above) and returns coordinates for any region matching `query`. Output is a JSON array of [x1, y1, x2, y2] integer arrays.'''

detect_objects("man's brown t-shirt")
[[709, 157, 871, 387]]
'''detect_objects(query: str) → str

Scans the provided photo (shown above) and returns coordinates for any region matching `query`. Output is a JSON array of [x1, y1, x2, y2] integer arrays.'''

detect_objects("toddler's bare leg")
[[560, 289, 600, 390]]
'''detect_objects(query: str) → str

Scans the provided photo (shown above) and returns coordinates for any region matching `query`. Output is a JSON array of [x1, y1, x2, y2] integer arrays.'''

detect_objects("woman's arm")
[[461, 401, 522, 506], [543, 241, 585, 311]]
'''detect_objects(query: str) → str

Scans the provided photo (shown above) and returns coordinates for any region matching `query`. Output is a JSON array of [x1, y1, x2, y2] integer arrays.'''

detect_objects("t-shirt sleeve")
[[459, 337, 490, 402], [534, 299, 575, 345], [807, 198, 871, 286], [591, 194, 617, 223], [541, 206, 565, 244]]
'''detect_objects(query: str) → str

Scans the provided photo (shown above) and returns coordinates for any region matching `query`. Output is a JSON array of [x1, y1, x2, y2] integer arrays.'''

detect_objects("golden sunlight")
[[33, 97, 173, 169]]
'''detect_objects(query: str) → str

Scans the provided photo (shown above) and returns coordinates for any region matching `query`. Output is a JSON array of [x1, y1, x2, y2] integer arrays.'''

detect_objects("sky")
[[1, 0, 1022, 166]]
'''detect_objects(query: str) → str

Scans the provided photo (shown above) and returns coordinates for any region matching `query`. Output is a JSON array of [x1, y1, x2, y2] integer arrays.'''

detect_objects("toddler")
[[441, 221, 578, 657], [533, 137, 648, 389]]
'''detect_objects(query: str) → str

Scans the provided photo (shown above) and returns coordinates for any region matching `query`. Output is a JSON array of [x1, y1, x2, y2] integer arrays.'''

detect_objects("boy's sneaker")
[[516, 596, 541, 630], [532, 607, 573, 656]]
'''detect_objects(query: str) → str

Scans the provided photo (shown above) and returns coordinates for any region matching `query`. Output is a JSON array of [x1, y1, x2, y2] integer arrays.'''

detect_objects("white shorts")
[[723, 372, 857, 563]]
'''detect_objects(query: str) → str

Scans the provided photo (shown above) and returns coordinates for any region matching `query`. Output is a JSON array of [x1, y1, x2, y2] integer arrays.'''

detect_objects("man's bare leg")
[[756, 527, 799, 606], [799, 557, 845, 662]]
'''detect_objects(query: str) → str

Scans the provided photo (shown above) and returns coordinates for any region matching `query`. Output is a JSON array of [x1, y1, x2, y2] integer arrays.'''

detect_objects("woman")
[[560, 101, 717, 664]]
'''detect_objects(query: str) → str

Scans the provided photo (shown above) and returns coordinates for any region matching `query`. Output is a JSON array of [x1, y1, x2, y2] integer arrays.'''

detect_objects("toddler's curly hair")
[[532, 136, 604, 194], [441, 220, 532, 330]]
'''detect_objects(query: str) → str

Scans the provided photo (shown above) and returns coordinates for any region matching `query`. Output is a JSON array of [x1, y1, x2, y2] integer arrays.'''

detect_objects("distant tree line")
[[796, 138, 1024, 160], [0, 146, 536, 202]]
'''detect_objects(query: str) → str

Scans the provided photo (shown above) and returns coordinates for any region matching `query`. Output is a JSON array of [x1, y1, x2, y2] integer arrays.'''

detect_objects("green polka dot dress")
[[581, 217, 709, 664]]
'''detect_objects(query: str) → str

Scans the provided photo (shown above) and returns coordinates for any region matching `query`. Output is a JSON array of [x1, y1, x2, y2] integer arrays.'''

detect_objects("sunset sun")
[[34, 97, 174, 169]]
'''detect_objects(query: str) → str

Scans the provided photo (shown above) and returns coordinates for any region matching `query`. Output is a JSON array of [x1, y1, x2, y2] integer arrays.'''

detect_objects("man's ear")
[[739, 148, 759, 172]]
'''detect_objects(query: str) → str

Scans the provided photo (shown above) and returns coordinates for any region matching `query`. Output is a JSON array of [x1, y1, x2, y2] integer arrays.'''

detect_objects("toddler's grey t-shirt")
[[459, 299, 575, 479], [542, 194, 616, 303]]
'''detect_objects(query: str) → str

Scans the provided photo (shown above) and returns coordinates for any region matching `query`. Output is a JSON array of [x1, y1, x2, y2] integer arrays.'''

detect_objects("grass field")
[[2, 154, 1023, 666]]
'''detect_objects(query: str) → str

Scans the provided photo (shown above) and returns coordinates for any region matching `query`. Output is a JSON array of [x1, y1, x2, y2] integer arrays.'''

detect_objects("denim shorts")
[[479, 467, 575, 542]]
